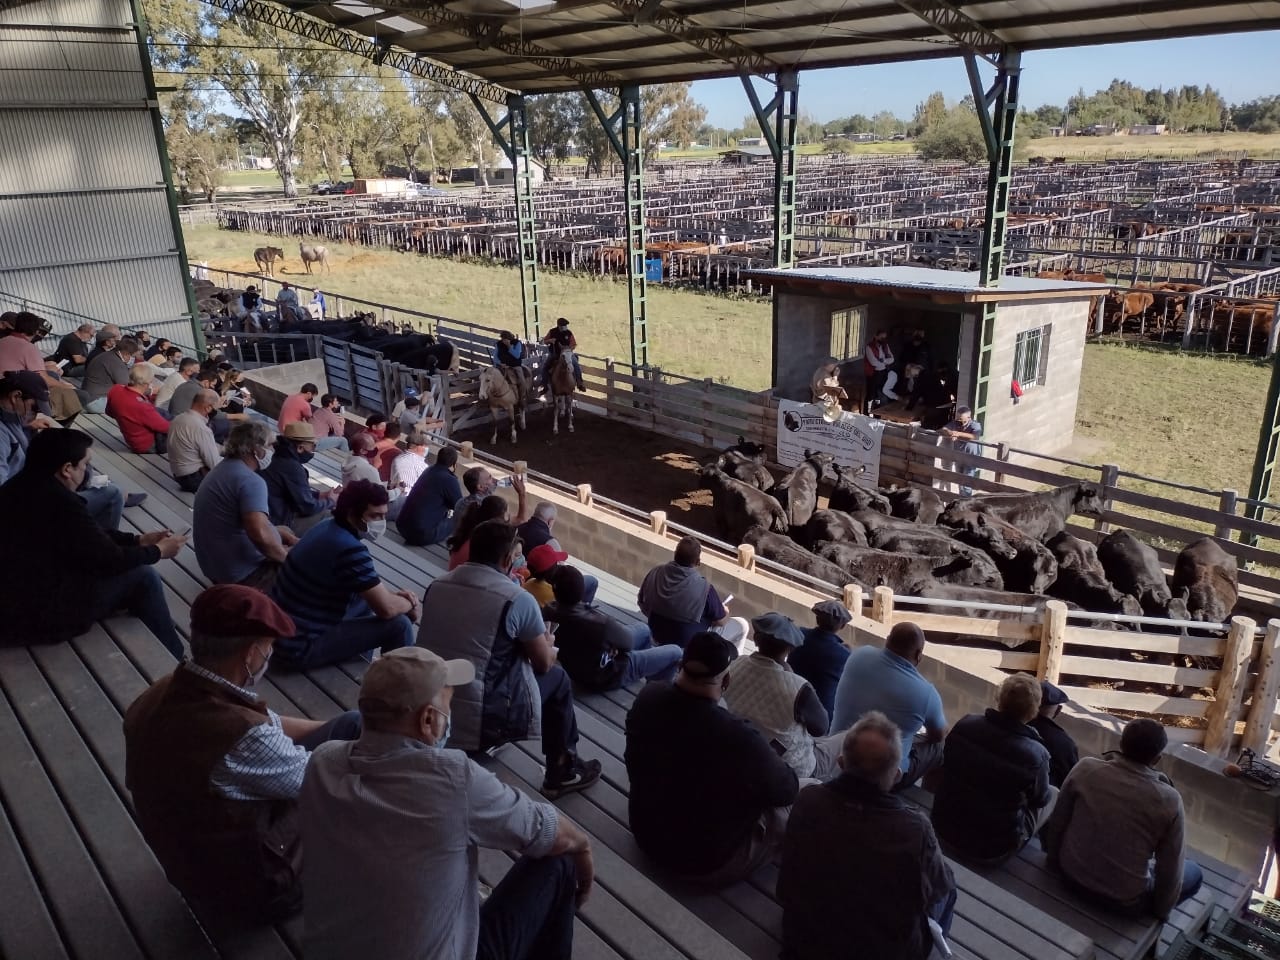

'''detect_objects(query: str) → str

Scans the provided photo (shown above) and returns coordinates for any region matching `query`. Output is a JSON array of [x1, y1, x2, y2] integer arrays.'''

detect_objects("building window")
[[830, 306, 866, 360], [1013, 324, 1052, 390]]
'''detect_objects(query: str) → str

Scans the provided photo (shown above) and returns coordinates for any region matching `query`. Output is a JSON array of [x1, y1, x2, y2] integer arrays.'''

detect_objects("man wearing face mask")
[[0, 371, 59, 483], [269, 479, 417, 669], [300, 647, 593, 960], [262, 421, 338, 531], [105, 362, 171, 454], [168, 388, 222, 493], [124, 585, 362, 922], [193, 421, 298, 589], [83, 335, 140, 413]]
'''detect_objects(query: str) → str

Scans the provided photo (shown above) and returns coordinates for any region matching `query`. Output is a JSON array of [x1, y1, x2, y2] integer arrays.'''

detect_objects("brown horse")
[[253, 246, 284, 277], [479, 365, 527, 443], [549, 349, 577, 435]]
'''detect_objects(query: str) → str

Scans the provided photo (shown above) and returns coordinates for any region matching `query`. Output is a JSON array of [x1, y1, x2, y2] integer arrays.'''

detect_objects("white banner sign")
[[776, 400, 885, 483]]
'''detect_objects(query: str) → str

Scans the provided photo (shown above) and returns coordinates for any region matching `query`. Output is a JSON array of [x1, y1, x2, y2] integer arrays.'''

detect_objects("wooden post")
[[1215, 489, 1238, 542], [1095, 463, 1119, 535], [1242, 620, 1280, 755], [649, 510, 668, 536], [459, 440, 474, 462], [576, 483, 592, 506], [1037, 600, 1068, 683], [871, 586, 893, 625], [737, 544, 756, 571], [1204, 616, 1257, 758], [843, 584, 863, 621], [994, 442, 1010, 485]]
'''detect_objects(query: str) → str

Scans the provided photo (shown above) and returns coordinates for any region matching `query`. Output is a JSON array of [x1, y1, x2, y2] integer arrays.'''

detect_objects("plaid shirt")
[[183, 662, 309, 801]]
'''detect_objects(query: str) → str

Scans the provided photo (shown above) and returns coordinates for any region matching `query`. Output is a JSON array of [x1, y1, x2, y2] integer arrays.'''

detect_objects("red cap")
[[527, 544, 569, 575], [190, 584, 296, 638]]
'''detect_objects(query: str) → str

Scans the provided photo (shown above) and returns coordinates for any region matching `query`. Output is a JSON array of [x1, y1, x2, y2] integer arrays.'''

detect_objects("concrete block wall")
[[502, 467, 1276, 881], [983, 299, 1088, 454], [773, 292, 862, 400]]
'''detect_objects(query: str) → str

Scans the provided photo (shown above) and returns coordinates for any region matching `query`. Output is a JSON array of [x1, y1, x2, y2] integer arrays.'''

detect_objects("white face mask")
[[255, 447, 273, 472], [245, 645, 271, 687], [363, 518, 387, 542]]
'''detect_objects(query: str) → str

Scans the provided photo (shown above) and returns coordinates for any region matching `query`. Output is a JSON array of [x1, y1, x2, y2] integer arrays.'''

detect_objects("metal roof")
[[745, 265, 1110, 302], [269, 0, 1280, 94]]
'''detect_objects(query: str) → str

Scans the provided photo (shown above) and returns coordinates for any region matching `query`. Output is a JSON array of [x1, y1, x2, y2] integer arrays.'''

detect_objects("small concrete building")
[[747, 266, 1109, 453]]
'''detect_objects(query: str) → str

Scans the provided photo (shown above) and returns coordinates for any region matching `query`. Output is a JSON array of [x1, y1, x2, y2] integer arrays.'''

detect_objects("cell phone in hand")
[[723, 593, 734, 606]]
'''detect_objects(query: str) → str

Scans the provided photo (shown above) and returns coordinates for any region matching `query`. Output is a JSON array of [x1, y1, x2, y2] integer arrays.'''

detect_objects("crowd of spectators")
[[0, 311, 1214, 959]]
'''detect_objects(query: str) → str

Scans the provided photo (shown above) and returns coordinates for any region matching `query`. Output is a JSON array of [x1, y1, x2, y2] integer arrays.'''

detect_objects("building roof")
[[721, 146, 774, 157], [272, 0, 1280, 95], [745, 265, 1111, 303]]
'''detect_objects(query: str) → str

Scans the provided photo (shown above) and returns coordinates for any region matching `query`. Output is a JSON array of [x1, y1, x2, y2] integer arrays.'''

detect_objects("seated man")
[[168, 388, 221, 493], [832, 622, 947, 789], [626, 631, 799, 887], [389, 427, 429, 495], [779, 712, 957, 960], [106, 362, 171, 454], [277, 382, 318, 430], [300, 647, 593, 960], [420, 519, 602, 798], [637, 536, 748, 649], [523, 544, 599, 609], [310, 393, 349, 452], [342, 431, 383, 487], [262, 422, 336, 531], [51, 322, 95, 377], [1030, 681, 1079, 788], [374, 420, 403, 482], [193, 421, 296, 589], [155, 357, 198, 409], [455, 464, 497, 518], [83, 335, 140, 413], [789, 600, 852, 726], [0, 311, 83, 421], [1044, 718, 1203, 921], [542, 566, 679, 691], [0, 371, 59, 483], [397, 394, 423, 433], [124, 585, 360, 922], [397, 446, 461, 547], [0, 429, 185, 656], [270, 480, 417, 668], [931, 673, 1056, 863], [724, 612, 839, 780]]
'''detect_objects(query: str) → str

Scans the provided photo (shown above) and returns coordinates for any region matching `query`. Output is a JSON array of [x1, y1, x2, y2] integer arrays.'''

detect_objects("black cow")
[[1096, 530, 1190, 620], [699, 466, 788, 544], [828, 463, 891, 514], [802, 509, 868, 548], [872, 531, 1004, 590], [1045, 532, 1143, 617], [773, 450, 836, 530], [882, 485, 944, 524], [943, 482, 1107, 543], [715, 450, 774, 492], [852, 509, 932, 542], [814, 541, 980, 595], [940, 509, 1057, 594], [744, 527, 854, 588], [1172, 537, 1238, 623]]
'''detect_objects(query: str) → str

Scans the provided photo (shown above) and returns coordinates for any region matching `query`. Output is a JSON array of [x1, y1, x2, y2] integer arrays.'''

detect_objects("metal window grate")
[[1013, 323, 1052, 390]]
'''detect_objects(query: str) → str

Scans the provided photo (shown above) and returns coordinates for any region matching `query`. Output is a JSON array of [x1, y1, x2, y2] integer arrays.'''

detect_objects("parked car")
[[310, 181, 334, 194]]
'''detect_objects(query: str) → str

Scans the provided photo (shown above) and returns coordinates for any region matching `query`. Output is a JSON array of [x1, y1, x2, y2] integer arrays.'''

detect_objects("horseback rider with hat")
[[541, 318, 585, 394]]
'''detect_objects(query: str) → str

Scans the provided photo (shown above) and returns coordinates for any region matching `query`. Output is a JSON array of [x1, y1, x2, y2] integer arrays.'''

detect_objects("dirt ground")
[[453, 407, 722, 535]]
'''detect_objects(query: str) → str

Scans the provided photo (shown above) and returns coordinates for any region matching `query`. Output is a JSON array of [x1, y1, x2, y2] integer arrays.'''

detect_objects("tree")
[[527, 93, 585, 167], [915, 105, 986, 163], [872, 110, 901, 140], [163, 92, 236, 202], [642, 83, 707, 151], [911, 92, 948, 136], [449, 94, 495, 185]]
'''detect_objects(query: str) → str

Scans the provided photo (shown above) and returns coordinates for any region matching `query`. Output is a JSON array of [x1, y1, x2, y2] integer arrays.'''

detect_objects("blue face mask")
[[434, 707, 452, 749]]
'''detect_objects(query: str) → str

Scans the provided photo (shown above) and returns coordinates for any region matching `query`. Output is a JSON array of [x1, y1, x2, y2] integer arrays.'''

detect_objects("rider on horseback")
[[492, 330, 525, 368], [541, 317, 585, 394]]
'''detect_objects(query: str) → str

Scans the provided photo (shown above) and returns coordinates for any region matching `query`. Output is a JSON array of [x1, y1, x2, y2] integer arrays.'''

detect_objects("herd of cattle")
[[703, 440, 1240, 643]]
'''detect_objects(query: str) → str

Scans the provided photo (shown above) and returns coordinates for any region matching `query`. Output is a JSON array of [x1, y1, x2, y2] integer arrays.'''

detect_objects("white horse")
[[548, 349, 577, 435], [478, 365, 527, 443]]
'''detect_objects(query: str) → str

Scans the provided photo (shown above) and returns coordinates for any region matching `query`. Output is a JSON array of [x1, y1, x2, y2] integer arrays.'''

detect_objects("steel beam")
[[892, 0, 1005, 65], [742, 70, 799, 268], [470, 93, 543, 341], [969, 48, 1020, 427], [605, 0, 780, 75], [585, 85, 648, 370], [198, 0, 511, 102], [1246, 351, 1280, 545]]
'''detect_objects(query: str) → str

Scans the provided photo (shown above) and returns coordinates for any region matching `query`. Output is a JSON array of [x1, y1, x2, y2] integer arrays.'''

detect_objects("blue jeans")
[[275, 610, 415, 668], [1064, 860, 1203, 917], [316, 436, 349, 453], [477, 853, 578, 960], [90, 565, 182, 659], [618, 644, 682, 685], [930, 886, 958, 936], [79, 482, 124, 532], [296, 710, 362, 749], [85, 396, 108, 414]]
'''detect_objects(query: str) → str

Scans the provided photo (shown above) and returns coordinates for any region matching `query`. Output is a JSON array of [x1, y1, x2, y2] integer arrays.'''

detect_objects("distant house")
[[737, 136, 765, 147], [1082, 124, 1119, 137], [1048, 126, 1066, 138], [1129, 123, 1167, 136], [720, 146, 773, 167], [486, 155, 547, 185]]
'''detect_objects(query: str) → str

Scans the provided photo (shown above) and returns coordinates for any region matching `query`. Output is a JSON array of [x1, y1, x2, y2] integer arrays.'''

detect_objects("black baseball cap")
[[681, 631, 738, 679]]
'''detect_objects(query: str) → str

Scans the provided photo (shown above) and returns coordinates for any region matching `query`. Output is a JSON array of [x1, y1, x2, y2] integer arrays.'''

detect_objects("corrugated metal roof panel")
[[749, 265, 1109, 296], [0, 29, 144, 103], [0, 191, 174, 269], [0, 258, 190, 332], [0, 0, 130, 27], [0, 110, 161, 194]]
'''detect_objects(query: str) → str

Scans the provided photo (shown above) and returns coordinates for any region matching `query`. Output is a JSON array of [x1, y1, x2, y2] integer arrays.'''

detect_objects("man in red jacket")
[[107, 362, 171, 454]]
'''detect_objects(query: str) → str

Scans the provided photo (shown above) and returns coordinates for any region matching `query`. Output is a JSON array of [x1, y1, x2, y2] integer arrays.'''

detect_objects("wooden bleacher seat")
[[0, 413, 1252, 959]]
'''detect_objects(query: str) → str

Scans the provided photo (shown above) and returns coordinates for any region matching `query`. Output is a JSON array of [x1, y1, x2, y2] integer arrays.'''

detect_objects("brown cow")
[[1107, 289, 1155, 329]]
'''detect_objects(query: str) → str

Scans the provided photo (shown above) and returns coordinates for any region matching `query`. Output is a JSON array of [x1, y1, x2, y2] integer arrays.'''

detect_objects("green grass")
[[1021, 131, 1280, 161], [185, 224, 1271, 502], [184, 223, 774, 387]]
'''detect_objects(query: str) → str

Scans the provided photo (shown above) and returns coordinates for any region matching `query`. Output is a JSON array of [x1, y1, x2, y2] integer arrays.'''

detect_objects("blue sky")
[[692, 32, 1280, 127]]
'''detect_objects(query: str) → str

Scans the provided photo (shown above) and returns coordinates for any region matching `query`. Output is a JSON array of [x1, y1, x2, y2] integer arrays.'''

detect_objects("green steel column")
[[619, 85, 648, 370], [507, 95, 542, 341], [742, 71, 800, 268], [129, 0, 205, 354], [971, 49, 1020, 427], [1245, 350, 1280, 545], [471, 93, 543, 341]]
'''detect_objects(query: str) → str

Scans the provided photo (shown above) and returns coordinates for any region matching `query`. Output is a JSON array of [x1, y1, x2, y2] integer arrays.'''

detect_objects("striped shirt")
[[271, 518, 381, 647]]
